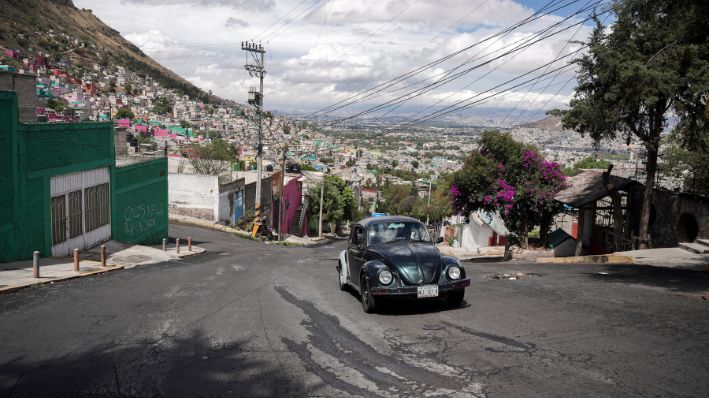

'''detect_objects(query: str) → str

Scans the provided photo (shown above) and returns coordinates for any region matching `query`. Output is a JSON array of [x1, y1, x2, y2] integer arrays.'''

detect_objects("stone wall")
[[651, 190, 709, 247], [0, 72, 38, 123]]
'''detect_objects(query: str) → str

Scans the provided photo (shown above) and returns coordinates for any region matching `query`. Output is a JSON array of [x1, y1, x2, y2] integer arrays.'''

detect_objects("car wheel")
[[338, 261, 347, 291], [360, 276, 378, 313], [446, 289, 464, 307]]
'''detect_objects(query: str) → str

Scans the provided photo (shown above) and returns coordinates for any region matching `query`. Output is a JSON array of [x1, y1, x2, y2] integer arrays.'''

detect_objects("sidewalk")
[[615, 248, 709, 271], [0, 240, 204, 294], [170, 213, 324, 246], [536, 248, 709, 272], [436, 245, 506, 261]]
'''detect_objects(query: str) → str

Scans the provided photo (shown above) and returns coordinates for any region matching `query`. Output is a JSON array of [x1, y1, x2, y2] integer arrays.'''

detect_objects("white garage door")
[[50, 168, 111, 257]]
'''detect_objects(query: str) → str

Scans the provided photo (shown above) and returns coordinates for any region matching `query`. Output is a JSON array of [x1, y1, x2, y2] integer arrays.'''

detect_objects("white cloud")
[[74, 0, 594, 116]]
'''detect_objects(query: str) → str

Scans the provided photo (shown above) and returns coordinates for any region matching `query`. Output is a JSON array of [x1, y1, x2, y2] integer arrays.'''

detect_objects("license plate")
[[417, 285, 439, 298]]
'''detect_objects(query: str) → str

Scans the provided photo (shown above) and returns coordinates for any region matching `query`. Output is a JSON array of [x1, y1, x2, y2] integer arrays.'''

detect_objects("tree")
[[108, 79, 116, 93], [179, 120, 191, 129], [189, 139, 236, 175], [450, 131, 567, 248], [46, 98, 66, 112], [115, 107, 134, 120], [563, 155, 611, 176], [152, 97, 172, 115], [660, 130, 709, 195], [379, 184, 417, 216], [555, 0, 709, 248], [124, 83, 132, 94], [310, 176, 357, 232], [411, 160, 419, 169]]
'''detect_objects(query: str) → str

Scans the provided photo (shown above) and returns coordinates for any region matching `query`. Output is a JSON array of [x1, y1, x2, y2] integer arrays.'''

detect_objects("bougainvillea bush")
[[450, 131, 568, 247]]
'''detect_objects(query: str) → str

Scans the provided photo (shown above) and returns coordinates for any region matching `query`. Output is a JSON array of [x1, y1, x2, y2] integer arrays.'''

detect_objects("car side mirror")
[[435, 236, 444, 244]]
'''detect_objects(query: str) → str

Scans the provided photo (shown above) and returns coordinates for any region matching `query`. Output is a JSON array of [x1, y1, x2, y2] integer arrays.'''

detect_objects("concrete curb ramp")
[[0, 244, 205, 295], [536, 254, 636, 264], [0, 262, 125, 294]]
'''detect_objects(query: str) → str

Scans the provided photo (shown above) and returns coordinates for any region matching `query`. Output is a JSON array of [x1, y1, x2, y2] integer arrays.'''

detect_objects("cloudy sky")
[[73, 0, 605, 122]]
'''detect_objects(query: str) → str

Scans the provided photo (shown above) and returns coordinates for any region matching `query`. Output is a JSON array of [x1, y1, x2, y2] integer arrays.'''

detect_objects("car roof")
[[356, 215, 423, 228]]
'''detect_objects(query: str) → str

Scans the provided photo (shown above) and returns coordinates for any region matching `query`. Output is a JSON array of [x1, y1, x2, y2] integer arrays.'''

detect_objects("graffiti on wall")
[[122, 202, 164, 236]]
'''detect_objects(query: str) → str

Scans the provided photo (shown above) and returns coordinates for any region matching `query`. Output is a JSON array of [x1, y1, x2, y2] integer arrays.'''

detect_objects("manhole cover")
[[492, 272, 541, 280]]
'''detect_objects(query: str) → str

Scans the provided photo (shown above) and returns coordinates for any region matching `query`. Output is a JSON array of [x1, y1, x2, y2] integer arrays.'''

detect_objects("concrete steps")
[[679, 241, 709, 254]]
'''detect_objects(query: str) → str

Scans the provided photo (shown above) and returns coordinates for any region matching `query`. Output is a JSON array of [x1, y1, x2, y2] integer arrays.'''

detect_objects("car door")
[[348, 225, 365, 288]]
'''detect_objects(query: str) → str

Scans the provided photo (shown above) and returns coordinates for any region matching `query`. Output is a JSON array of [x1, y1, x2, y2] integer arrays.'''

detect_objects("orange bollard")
[[188, 236, 192, 251], [176, 238, 180, 254], [73, 248, 80, 272]]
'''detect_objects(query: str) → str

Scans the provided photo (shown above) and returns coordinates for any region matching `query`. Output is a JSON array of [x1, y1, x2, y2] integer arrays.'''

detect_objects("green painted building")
[[0, 91, 168, 263]]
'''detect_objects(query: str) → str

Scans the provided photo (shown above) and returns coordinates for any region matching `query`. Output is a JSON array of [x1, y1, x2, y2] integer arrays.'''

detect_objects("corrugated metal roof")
[[554, 170, 641, 208]]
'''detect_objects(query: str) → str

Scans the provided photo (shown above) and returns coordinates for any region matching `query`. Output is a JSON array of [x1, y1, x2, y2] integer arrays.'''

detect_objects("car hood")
[[367, 241, 441, 285]]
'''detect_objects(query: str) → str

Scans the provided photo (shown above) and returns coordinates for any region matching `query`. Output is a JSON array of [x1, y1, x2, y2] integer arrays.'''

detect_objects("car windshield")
[[367, 222, 431, 246]]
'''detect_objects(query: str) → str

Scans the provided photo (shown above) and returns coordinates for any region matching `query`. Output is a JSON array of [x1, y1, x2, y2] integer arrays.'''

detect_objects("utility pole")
[[425, 179, 432, 225], [318, 174, 325, 238], [242, 41, 266, 237], [278, 145, 288, 242]]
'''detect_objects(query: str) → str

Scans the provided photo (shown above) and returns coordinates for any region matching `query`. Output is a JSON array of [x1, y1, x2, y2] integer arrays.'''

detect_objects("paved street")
[[1, 224, 708, 398]]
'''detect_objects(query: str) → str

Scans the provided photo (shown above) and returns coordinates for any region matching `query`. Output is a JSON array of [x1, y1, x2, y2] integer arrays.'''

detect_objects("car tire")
[[446, 289, 464, 307], [338, 261, 347, 291], [360, 276, 378, 313]]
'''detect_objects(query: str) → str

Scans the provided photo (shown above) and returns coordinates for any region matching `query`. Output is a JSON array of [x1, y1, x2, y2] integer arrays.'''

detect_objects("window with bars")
[[85, 183, 110, 232], [51, 195, 67, 245], [68, 190, 83, 238]]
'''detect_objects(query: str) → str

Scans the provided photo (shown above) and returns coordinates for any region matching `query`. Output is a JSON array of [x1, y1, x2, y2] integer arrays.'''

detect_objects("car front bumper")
[[370, 278, 470, 297]]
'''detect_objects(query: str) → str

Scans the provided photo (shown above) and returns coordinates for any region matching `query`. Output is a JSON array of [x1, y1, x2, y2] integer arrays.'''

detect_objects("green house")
[[0, 91, 169, 263]]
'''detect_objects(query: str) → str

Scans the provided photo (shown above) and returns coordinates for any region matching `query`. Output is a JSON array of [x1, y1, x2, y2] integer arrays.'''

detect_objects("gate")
[[50, 168, 111, 256], [233, 189, 244, 225]]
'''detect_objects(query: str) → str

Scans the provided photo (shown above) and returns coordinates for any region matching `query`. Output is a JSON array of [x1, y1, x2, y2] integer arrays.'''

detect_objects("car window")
[[367, 221, 431, 246], [351, 226, 363, 247]]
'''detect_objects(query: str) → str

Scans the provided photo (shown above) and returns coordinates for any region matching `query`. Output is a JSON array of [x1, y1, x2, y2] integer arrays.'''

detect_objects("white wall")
[[168, 173, 219, 221], [218, 191, 231, 223], [460, 218, 494, 253]]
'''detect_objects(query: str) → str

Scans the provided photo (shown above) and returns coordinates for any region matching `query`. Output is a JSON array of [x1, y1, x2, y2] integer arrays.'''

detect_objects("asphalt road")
[[1, 224, 708, 398]]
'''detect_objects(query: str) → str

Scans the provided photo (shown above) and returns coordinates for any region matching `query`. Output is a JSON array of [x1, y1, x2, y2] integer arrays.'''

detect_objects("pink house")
[[275, 175, 306, 236], [115, 118, 131, 128], [134, 124, 149, 133]]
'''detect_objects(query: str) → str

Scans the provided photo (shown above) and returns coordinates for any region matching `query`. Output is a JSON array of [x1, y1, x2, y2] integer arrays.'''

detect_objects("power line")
[[396, 52, 583, 128], [252, 0, 313, 41], [307, 0, 582, 118], [368, 1, 599, 123], [326, 7, 605, 125]]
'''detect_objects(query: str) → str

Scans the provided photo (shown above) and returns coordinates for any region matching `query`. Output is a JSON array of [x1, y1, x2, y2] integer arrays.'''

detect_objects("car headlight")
[[378, 269, 393, 285], [447, 266, 461, 280]]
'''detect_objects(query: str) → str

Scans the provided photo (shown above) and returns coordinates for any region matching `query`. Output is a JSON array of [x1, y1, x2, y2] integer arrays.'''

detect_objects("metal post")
[[188, 236, 192, 251], [33, 251, 40, 278], [100, 245, 106, 267], [162, 238, 167, 252], [318, 175, 324, 238], [176, 238, 181, 254], [73, 248, 79, 272]]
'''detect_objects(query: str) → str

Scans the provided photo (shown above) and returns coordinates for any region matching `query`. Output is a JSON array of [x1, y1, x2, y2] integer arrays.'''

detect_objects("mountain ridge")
[[0, 0, 220, 104]]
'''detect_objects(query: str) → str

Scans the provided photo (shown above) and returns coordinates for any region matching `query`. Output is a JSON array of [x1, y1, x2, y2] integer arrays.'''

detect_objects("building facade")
[[0, 91, 167, 262]]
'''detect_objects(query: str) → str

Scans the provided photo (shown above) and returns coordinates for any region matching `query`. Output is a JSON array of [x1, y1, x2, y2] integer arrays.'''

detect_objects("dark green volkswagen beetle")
[[337, 216, 470, 313]]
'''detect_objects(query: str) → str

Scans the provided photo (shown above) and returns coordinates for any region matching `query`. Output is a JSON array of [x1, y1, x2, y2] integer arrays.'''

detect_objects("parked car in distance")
[[337, 216, 470, 313]]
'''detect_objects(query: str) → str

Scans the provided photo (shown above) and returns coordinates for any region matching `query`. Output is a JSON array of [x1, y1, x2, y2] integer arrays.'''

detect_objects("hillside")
[[0, 0, 219, 103], [516, 115, 564, 131]]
